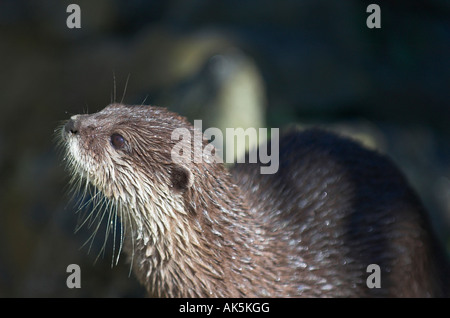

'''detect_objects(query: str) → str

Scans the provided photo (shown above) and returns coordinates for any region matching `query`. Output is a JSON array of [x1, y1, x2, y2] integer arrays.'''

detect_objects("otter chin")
[[59, 103, 449, 297]]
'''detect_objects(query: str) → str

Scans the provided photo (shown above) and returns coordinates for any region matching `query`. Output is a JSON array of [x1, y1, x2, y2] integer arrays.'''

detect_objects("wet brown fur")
[[60, 103, 449, 297]]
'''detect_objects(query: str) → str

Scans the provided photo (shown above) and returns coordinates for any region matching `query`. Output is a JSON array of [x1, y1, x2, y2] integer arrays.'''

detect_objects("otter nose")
[[64, 116, 79, 135]]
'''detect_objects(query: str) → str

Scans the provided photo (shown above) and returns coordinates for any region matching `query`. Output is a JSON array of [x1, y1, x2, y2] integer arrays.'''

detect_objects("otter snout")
[[64, 116, 80, 135]]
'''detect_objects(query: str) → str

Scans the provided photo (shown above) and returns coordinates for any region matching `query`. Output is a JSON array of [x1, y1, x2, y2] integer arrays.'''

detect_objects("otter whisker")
[[74, 188, 102, 233], [139, 94, 149, 107], [86, 190, 108, 229], [120, 73, 130, 105], [112, 201, 122, 266], [81, 195, 109, 257], [100, 198, 117, 264], [123, 201, 135, 277], [116, 211, 124, 266], [112, 70, 116, 104]]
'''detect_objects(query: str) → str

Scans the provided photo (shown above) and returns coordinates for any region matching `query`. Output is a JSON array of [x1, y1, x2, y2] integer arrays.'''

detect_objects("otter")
[[59, 103, 449, 297]]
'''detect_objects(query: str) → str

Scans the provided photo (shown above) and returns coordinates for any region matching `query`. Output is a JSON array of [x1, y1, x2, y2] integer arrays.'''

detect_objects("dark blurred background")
[[0, 0, 449, 297]]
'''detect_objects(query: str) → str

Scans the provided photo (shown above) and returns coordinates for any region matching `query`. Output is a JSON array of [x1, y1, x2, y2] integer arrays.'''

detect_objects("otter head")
[[59, 103, 205, 252], [61, 103, 195, 199]]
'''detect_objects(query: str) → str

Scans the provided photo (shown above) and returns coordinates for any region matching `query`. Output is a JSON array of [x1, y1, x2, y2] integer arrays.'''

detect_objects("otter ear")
[[170, 165, 194, 192]]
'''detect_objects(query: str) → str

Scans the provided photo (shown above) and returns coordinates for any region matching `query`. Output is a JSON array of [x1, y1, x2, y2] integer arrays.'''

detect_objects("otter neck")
[[120, 164, 285, 297]]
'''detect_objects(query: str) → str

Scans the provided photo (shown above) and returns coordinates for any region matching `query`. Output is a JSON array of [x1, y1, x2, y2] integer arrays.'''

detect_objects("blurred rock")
[[158, 47, 267, 161]]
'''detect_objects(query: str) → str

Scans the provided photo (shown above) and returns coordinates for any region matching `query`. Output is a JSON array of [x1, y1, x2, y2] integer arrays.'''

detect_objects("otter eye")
[[111, 133, 125, 149]]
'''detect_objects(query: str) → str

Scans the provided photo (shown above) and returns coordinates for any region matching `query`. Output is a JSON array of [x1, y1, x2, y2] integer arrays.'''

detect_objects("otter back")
[[232, 129, 449, 297]]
